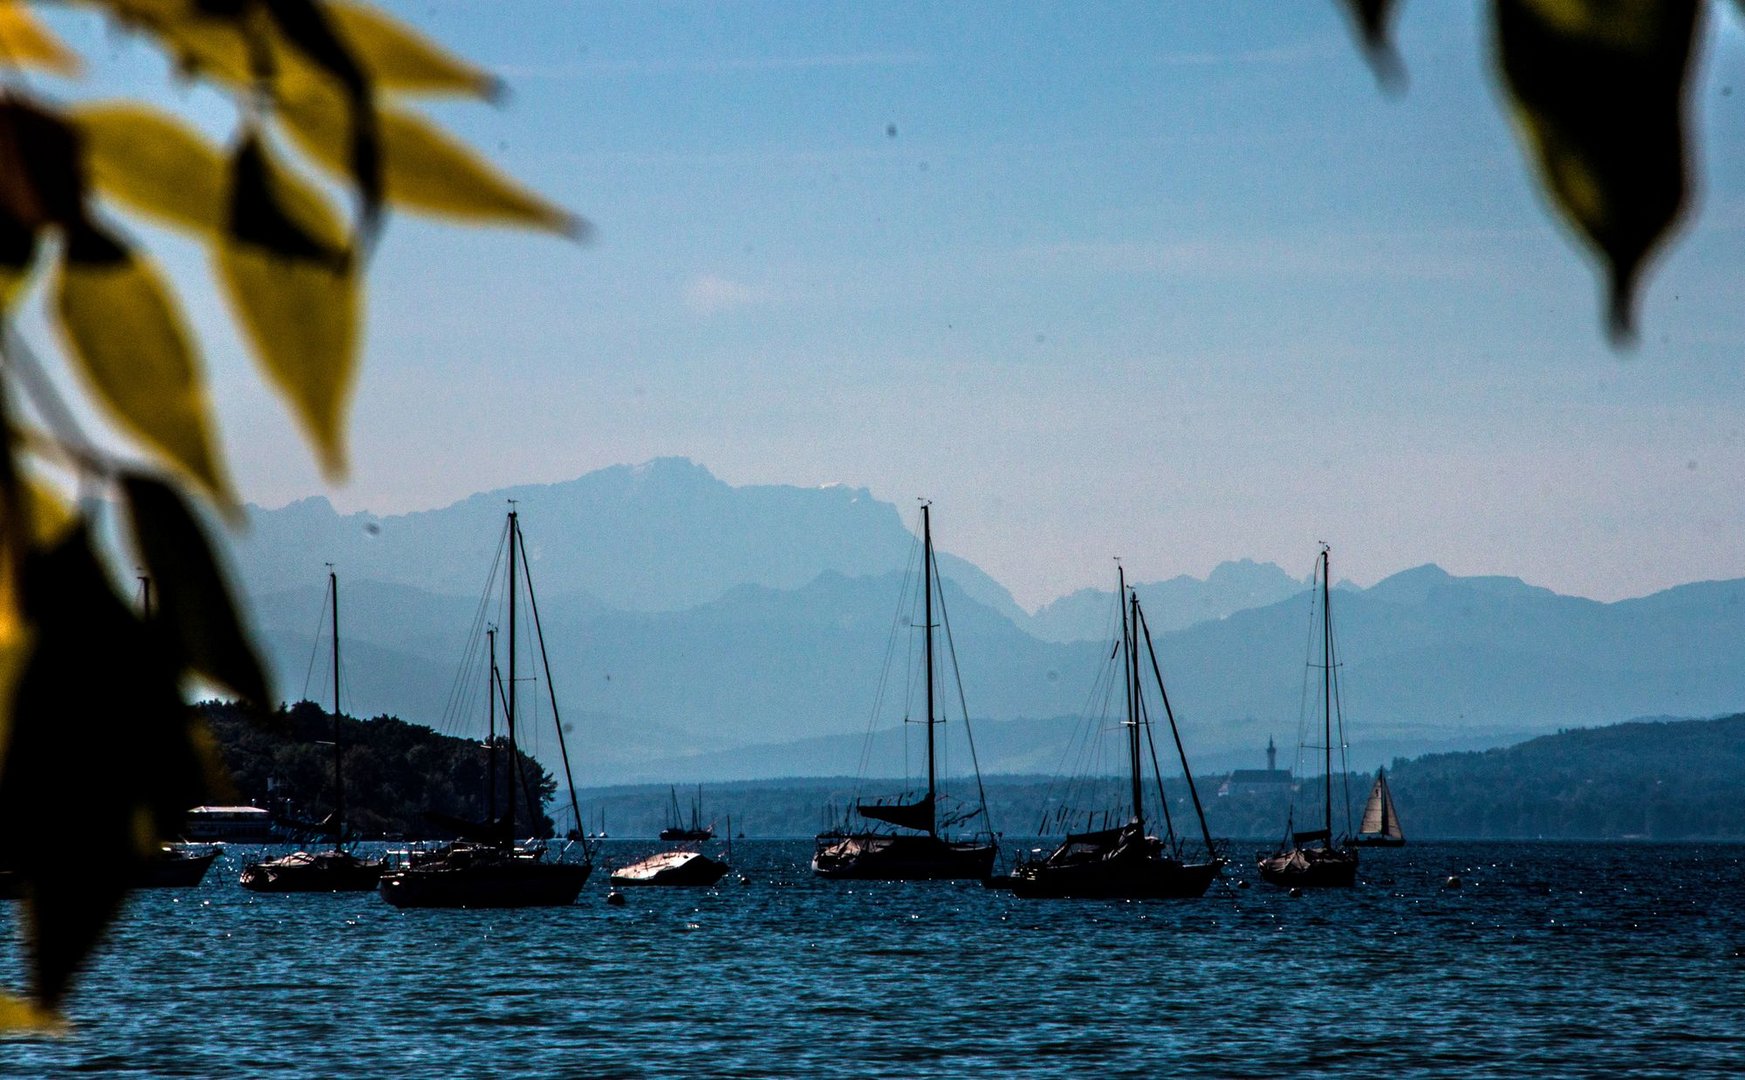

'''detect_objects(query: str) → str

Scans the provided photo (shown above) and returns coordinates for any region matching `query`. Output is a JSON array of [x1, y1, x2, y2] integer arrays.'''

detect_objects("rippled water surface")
[[5, 840, 1744, 1076]]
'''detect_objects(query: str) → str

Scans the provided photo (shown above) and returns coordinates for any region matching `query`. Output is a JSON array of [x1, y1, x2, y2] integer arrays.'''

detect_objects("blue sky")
[[33, 1, 1745, 608]]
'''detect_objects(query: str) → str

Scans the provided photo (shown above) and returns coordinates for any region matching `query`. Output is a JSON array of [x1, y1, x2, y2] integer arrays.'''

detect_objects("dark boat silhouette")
[[609, 849, 730, 887], [242, 568, 384, 893], [1009, 565, 1223, 899], [378, 506, 592, 908], [135, 844, 222, 888], [1258, 545, 1359, 888], [811, 503, 996, 881], [659, 786, 715, 842]]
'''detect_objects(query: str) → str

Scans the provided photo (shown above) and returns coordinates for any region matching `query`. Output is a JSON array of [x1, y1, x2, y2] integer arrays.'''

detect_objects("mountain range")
[[227, 458, 1745, 784]]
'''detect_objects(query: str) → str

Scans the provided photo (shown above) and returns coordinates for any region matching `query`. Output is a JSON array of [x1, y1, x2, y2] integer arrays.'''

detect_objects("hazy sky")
[[37, 2, 1745, 610]]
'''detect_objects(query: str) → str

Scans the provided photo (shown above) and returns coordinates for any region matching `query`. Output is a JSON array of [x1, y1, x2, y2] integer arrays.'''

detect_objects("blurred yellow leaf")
[[22, 478, 74, 549], [1493, 0, 1699, 343], [0, 991, 63, 1034], [71, 103, 228, 238], [219, 136, 358, 478], [219, 246, 358, 478], [0, 214, 33, 311], [0, 526, 206, 1009], [52, 245, 234, 506], [74, 1, 253, 83], [0, 2, 81, 76], [325, 0, 496, 96], [280, 88, 577, 234], [122, 473, 270, 705]]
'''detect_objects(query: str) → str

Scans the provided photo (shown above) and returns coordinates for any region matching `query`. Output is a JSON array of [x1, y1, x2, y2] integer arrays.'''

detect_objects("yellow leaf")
[[217, 242, 359, 479], [217, 136, 358, 477], [0, 2, 81, 76], [74, 0, 253, 84], [22, 478, 74, 549], [70, 103, 228, 238], [325, 0, 496, 97], [52, 247, 235, 506], [279, 88, 577, 234], [0, 991, 64, 1034]]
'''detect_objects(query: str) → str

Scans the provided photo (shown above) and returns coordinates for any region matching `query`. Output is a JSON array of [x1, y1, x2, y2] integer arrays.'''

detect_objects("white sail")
[[1359, 769, 1404, 840]]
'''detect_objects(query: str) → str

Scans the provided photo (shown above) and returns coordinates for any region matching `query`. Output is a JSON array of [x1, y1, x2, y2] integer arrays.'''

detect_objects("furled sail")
[[855, 794, 934, 832], [1359, 769, 1404, 840]]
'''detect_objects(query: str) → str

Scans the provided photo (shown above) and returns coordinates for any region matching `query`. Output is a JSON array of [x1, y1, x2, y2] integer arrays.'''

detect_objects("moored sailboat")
[[1352, 767, 1405, 847], [136, 843, 222, 888], [659, 785, 715, 841], [610, 849, 730, 887], [378, 507, 592, 908], [811, 503, 996, 881], [241, 568, 384, 893], [1010, 567, 1224, 899], [1258, 545, 1359, 888]]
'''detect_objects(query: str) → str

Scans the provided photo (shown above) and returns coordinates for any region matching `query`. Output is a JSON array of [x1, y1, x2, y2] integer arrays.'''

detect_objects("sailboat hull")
[[1010, 826, 1222, 899], [1350, 835, 1406, 848], [134, 846, 221, 888], [1257, 845, 1359, 888], [241, 850, 384, 892], [811, 833, 996, 881], [610, 850, 730, 887], [379, 845, 591, 908]]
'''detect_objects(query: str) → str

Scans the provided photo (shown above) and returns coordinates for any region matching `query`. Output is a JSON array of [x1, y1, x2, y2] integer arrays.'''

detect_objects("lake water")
[[4, 840, 1743, 1076]]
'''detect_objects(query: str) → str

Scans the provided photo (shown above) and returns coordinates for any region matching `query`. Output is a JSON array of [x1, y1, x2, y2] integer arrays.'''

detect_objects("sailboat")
[[1010, 567, 1224, 899], [1352, 767, 1405, 847], [1258, 545, 1360, 888], [129, 843, 222, 887], [377, 506, 592, 908], [811, 503, 997, 881], [659, 785, 715, 841], [241, 568, 384, 892]]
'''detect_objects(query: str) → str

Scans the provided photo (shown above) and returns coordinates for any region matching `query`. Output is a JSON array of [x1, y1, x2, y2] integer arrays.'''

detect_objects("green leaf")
[[52, 236, 235, 507], [122, 473, 270, 706], [220, 136, 358, 478], [71, 102, 229, 238], [0, 525, 206, 1009], [1492, 0, 1700, 343]]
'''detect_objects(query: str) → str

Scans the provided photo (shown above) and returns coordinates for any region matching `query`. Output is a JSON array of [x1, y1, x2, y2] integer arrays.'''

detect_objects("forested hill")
[[198, 701, 557, 840], [567, 713, 1745, 841], [1385, 713, 1745, 840]]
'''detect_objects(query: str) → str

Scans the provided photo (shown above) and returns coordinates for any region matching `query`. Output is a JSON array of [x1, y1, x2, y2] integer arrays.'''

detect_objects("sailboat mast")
[[1379, 769, 1390, 836], [330, 567, 345, 843], [487, 625, 498, 824], [1321, 546, 1333, 843], [922, 502, 937, 837], [506, 507, 518, 840], [1121, 567, 1143, 826]]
